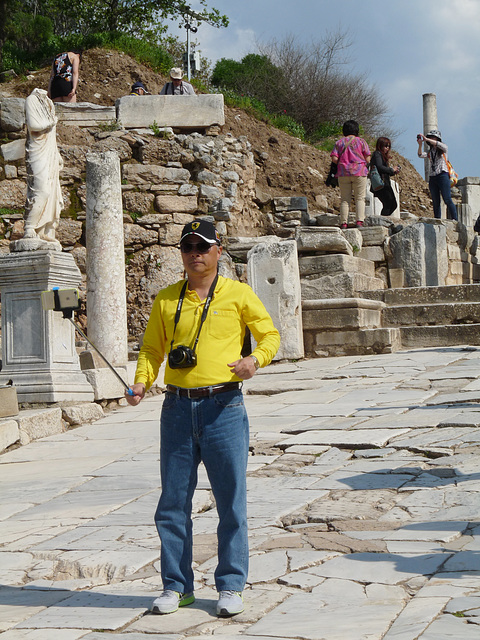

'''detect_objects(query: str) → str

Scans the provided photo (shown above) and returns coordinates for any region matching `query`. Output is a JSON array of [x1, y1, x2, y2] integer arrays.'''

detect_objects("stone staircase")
[[361, 284, 480, 350]]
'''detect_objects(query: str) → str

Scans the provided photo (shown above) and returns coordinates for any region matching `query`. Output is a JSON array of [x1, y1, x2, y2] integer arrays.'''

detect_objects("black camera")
[[168, 345, 197, 369]]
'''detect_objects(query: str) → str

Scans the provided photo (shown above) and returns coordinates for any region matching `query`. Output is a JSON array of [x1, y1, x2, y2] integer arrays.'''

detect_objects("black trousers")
[[374, 184, 397, 216]]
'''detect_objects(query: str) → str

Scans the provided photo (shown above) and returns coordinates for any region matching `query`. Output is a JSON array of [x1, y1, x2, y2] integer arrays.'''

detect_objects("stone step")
[[362, 283, 480, 305], [399, 323, 480, 349], [383, 301, 480, 327]]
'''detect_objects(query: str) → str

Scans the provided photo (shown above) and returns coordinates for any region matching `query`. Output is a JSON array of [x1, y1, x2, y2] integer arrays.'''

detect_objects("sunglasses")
[[180, 241, 215, 254]]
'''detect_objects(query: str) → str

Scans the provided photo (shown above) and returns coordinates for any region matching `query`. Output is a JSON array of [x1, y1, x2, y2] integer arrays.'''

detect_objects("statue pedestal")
[[0, 251, 94, 403]]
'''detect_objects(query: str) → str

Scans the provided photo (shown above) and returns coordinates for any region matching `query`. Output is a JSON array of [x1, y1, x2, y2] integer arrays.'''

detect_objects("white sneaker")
[[151, 589, 194, 614], [216, 590, 244, 617]]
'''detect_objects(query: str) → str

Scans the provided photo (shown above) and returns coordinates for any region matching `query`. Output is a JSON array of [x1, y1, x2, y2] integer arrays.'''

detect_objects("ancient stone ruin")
[[2, 93, 480, 408]]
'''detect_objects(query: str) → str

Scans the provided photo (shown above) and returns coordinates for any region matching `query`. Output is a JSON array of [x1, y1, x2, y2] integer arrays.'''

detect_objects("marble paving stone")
[[442, 551, 480, 572], [307, 489, 398, 522], [445, 595, 480, 618], [247, 579, 406, 640], [15, 591, 152, 630], [1, 631, 91, 640], [279, 428, 410, 448], [83, 635, 179, 640], [311, 470, 413, 491], [281, 416, 366, 433], [286, 549, 339, 571], [9, 489, 144, 521], [278, 570, 325, 590], [248, 550, 289, 583], [0, 586, 74, 632], [310, 552, 450, 584], [417, 615, 480, 638], [381, 595, 451, 639]]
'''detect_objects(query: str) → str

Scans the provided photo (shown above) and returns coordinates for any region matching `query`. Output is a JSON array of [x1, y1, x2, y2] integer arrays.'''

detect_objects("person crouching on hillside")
[[370, 137, 400, 216], [330, 120, 371, 229]]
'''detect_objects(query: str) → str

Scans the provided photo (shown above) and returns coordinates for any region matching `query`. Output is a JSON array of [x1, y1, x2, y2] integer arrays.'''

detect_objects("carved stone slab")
[[115, 94, 225, 129]]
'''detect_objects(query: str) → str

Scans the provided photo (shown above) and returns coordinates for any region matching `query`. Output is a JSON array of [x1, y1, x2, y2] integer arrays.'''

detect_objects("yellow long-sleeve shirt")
[[135, 275, 281, 389]]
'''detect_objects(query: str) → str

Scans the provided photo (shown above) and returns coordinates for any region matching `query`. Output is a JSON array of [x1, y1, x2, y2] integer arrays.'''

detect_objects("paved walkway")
[[1, 346, 480, 639]]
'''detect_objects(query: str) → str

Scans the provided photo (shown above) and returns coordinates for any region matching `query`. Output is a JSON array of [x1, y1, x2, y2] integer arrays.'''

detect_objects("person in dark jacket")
[[370, 137, 400, 216]]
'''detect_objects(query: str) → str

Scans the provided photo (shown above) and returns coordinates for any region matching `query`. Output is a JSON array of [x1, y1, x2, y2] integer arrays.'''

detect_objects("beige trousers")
[[338, 175, 367, 224]]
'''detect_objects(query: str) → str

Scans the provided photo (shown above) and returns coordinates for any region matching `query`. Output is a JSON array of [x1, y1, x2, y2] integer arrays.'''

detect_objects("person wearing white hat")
[[159, 67, 195, 95], [417, 130, 458, 220]]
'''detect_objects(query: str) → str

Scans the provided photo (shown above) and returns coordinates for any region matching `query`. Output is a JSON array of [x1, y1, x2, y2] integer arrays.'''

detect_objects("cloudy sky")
[[179, 0, 480, 180]]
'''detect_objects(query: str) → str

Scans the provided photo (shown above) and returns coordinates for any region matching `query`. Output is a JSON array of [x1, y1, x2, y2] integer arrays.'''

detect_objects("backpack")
[[443, 154, 458, 187]]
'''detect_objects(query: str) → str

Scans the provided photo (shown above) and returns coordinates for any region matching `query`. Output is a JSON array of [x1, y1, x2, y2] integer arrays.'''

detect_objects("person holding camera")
[[417, 130, 458, 220], [126, 219, 280, 618], [370, 137, 400, 216]]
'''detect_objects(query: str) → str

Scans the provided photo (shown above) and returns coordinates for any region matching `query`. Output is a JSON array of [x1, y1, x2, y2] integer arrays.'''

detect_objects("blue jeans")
[[429, 172, 458, 220], [155, 388, 249, 593]]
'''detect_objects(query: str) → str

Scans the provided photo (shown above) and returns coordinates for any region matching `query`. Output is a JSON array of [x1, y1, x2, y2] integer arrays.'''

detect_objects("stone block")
[[301, 272, 385, 300], [360, 226, 389, 246], [62, 403, 105, 426], [358, 246, 386, 262], [273, 196, 308, 212], [248, 239, 303, 360], [304, 327, 401, 358], [303, 306, 382, 331], [55, 102, 116, 126], [343, 228, 363, 251], [0, 419, 19, 452], [123, 191, 155, 215], [199, 184, 222, 199], [226, 236, 278, 262], [389, 268, 405, 288], [123, 224, 158, 247], [123, 164, 190, 185], [82, 367, 127, 400], [298, 254, 374, 278], [0, 97, 26, 131], [0, 384, 19, 417], [116, 94, 225, 129], [448, 245, 462, 260], [1, 138, 26, 162], [154, 195, 197, 214], [388, 222, 448, 287], [17, 407, 64, 445], [295, 226, 353, 255], [5, 164, 18, 179]]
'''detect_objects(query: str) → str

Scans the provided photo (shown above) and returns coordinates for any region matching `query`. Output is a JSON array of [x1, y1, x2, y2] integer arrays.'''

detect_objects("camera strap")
[[169, 274, 218, 356]]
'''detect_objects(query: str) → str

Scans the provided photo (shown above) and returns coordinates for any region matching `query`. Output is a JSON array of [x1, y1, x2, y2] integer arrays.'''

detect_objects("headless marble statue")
[[14, 88, 63, 251]]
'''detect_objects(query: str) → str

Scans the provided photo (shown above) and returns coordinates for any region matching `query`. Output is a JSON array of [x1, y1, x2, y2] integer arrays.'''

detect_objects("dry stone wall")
[[2, 95, 480, 352]]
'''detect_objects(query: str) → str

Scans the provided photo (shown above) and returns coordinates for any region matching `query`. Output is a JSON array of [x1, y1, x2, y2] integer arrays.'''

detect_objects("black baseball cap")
[[180, 219, 221, 245]]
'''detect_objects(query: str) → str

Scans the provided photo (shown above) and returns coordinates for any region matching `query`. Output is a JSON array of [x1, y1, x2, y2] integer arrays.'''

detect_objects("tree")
[[258, 32, 389, 138], [211, 31, 389, 140], [17, 0, 228, 40]]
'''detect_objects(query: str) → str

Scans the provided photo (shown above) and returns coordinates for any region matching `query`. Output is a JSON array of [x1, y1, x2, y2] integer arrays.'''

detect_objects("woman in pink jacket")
[[331, 120, 371, 228]]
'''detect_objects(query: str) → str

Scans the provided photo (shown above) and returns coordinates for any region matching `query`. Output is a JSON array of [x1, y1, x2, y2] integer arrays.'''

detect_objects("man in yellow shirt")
[[126, 219, 280, 617]]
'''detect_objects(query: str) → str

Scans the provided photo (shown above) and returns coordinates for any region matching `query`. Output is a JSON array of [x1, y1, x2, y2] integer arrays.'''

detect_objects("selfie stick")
[[51, 289, 135, 396]]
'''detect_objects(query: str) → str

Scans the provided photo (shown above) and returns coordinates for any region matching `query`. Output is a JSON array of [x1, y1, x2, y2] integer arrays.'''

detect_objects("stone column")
[[0, 251, 94, 403], [85, 151, 128, 367], [247, 239, 304, 360], [423, 93, 438, 181]]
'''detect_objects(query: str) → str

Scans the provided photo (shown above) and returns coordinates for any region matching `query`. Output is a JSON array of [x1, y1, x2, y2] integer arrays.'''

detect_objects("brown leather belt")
[[166, 381, 241, 399]]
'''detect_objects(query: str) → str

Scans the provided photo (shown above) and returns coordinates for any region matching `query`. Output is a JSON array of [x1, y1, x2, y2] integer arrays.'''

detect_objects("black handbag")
[[325, 138, 353, 188], [325, 161, 338, 188]]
